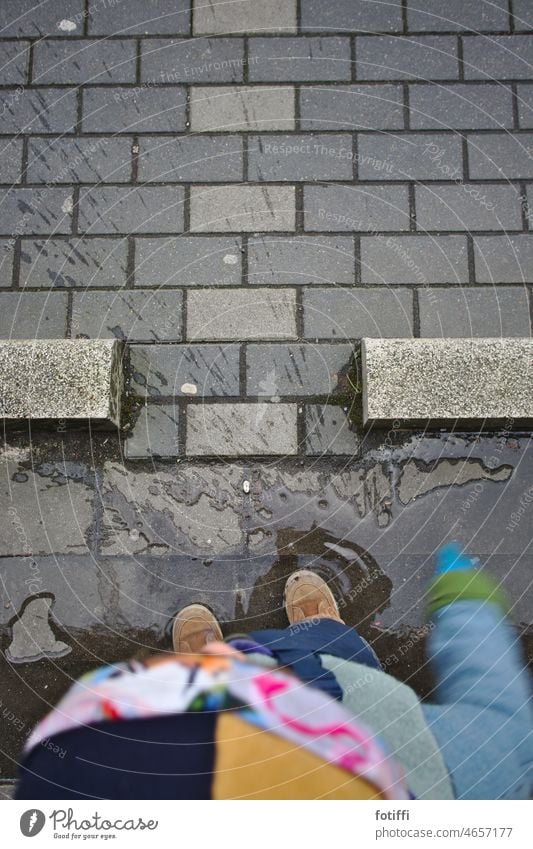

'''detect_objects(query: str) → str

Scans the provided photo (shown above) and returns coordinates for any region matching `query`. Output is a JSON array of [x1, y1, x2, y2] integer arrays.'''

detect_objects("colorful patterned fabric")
[[25, 653, 409, 800]]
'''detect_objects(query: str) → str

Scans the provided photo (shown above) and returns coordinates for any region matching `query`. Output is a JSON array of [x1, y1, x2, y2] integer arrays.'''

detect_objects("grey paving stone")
[[187, 403, 298, 456], [468, 133, 533, 179], [88, 0, 190, 34], [406, 0, 510, 32], [362, 337, 533, 425], [78, 186, 185, 234], [513, 1, 533, 31], [0, 0, 85, 36], [190, 85, 295, 131], [142, 38, 245, 84], [0, 241, 14, 287], [33, 38, 136, 84], [464, 36, 533, 79], [304, 288, 414, 338], [300, 0, 403, 33], [0, 292, 68, 338], [130, 344, 240, 397], [305, 405, 360, 455], [187, 288, 297, 340], [248, 37, 351, 81], [71, 290, 183, 342], [138, 136, 243, 182], [126, 404, 180, 458], [135, 236, 242, 286], [248, 235, 355, 285], [193, 0, 297, 34], [190, 185, 295, 232], [0, 88, 77, 134], [0, 338, 124, 421], [357, 133, 463, 180], [409, 84, 514, 129], [304, 185, 410, 232], [474, 235, 533, 283], [418, 287, 531, 337], [82, 87, 187, 132], [415, 185, 522, 231], [361, 235, 469, 284], [517, 84, 533, 127], [0, 41, 30, 84], [246, 343, 353, 396], [0, 187, 73, 235], [100, 461, 247, 554], [357, 36, 459, 80], [27, 137, 132, 183], [0, 464, 92, 559], [20, 238, 128, 289], [247, 134, 353, 181], [0, 138, 23, 184], [300, 85, 405, 130]]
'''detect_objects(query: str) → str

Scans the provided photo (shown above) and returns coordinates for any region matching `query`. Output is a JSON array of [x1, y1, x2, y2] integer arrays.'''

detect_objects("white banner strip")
[[0, 800, 530, 848]]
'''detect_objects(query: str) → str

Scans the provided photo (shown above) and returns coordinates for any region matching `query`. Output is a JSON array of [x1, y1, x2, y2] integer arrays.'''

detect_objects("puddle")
[[1, 430, 532, 778]]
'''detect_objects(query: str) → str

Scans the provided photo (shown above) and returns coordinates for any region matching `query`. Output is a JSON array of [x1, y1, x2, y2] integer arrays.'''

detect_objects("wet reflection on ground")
[[1, 429, 532, 778]]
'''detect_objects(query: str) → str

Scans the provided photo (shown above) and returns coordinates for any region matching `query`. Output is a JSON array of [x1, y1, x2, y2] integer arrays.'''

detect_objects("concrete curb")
[[362, 338, 533, 427], [0, 339, 124, 425]]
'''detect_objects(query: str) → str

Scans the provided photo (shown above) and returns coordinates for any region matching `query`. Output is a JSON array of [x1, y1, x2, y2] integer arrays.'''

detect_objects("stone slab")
[[0, 138, 24, 183], [248, 235, 355, 284], [190, 185, 295, 232], [187, 288, 297, 340], [125, 403, 180, 459], [409, 84, 514, 130], [88, 0, 190, 34], [247, 134, 353, 181], [27, 137, 133, 183], [418, 287, 531, 338], [246, 343, 353, 396], [0, 292, 67, 338], [0, 0, 85, 36], [0, 339, 123, 424], [20, 238, 129, 288], [138, 135, 243, 183], [141, 38, 245, 83], [362, 338, 533, 426], [248, 37, 351, 81], [78, 186, 185, 234], [305, 404, 360, 455], [300, 85, 404, 130], [357, 36, 459, 80], [130, 344, 240, 397], [407, 0, 509, 32], [186, 403, 298, 455], [189, 86, 295, 132], [71, 290, 183, 342], [193, 0, 297, 34], [0, 459, 93, 556], [135, 237, 242, 286], [33, 38, 137, 84]]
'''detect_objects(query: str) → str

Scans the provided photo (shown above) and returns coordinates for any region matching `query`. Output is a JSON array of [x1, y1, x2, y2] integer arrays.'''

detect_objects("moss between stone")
[[330, 347, 363, 429], [120, 392, 144, 431]]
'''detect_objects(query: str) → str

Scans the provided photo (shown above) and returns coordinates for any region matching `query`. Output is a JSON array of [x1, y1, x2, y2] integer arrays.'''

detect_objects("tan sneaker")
[[284, 570, 344, 625], [172, 603, 223, 654]]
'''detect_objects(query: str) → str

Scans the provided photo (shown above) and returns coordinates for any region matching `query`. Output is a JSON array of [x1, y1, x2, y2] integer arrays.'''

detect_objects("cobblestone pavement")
[[1, 1, 533, 784], [1, 0, 533, 456]]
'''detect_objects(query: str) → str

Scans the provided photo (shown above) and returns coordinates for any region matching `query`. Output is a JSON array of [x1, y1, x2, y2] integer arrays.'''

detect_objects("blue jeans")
[[247, 619, 381, 701]]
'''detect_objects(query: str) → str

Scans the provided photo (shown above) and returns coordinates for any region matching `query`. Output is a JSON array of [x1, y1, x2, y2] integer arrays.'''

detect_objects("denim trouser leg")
[[249, 619, 381, 701]]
